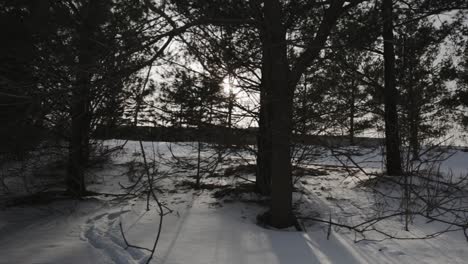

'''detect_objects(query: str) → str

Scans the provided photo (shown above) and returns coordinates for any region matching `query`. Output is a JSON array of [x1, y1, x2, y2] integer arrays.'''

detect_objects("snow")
[[1, 140, 468, 264]]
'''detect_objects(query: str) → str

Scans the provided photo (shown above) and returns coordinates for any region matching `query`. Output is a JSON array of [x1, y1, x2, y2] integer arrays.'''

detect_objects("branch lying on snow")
[[120, 221, 153, 253], [113, 140, 175, 263], [115, 64, 169, 264], [138, 139, 164, 264], [296, 139, 468, 243], [299, 211, 468, 242]]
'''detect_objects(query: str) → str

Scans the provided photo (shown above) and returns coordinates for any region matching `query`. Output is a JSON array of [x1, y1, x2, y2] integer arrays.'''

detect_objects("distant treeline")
[[94, 125, 383, 148]]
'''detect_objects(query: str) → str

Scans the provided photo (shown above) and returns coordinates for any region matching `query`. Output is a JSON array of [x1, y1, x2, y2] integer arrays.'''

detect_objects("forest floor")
[[1, 140, 468, 264]]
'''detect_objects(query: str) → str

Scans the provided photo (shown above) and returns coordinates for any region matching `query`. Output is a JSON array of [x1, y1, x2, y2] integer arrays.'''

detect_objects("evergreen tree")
[[396, 20, 455, 161], [1, 0, 175, 196]]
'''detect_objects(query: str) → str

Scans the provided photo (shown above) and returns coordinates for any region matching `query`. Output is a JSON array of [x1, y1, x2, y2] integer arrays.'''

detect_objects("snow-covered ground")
[[1, 140, 468, 264]]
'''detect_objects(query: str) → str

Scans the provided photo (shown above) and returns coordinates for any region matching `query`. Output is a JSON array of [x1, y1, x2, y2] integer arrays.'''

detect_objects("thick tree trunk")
[[68, 37, 91, 196], [255, 0, 348, 227], [68, 79, 88, 196], [256, 86, 272, 195], [254, 0, 350, 227], [382, 0, 403, 176], [68, 0, 100, 196], [260, 0, 294, 228]]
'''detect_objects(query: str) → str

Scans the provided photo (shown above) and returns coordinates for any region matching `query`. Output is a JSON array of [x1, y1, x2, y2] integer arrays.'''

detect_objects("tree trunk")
[[261, 0, 294, 228], [227, 93, 233, 129], [408, 103, 419, 160], [404, 38, 419, 161], [254, 0, 349, 227], [68, 48, 90, 196], [226, 92, 234, 147], [256, 71, 272, 195], [382, 0, 403, 176], [408, 79, 420, 160], [349, 83, 356, 145], [67, 0, 101, 196], [196, 140, 202, 188]]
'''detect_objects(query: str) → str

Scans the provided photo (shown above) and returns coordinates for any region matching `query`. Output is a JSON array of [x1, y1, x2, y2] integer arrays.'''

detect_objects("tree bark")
[[255, 0, 354, 227], [68, 0, 101, 196], [382, 0, 403, 176], [68, 44, 90, 196], [256, 82, 272, 195], [260, 0, 294, 228]]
